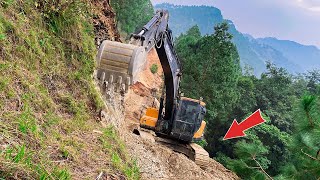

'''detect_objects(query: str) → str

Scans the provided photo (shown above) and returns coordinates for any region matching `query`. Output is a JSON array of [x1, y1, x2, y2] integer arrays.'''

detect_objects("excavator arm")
[[97, 10, 182, 121], [131, 10, 182, 130]]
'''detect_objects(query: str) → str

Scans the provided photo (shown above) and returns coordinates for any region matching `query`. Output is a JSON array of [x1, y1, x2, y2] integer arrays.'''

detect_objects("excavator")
[[96, 10, 210, 168]]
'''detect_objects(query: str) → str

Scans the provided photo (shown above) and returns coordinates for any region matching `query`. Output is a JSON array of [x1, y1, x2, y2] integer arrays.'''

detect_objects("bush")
[[150, 64, 158, 74]]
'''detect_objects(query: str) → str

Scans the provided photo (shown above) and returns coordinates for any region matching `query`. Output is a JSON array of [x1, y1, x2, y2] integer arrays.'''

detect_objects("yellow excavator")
[[96, 10, 210, 168]]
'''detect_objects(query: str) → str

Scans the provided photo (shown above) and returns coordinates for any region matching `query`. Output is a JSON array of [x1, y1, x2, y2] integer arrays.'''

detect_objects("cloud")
[[308, 6, 320, 12], [295, 0, 320, 12], [303, 0, 320, 6]]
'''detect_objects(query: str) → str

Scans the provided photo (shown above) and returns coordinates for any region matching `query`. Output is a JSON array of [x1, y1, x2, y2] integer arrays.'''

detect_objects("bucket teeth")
[[126, 77, 131, 92], [100, 72, 106, 89], [117, 76, 123, 92], [96, 40, 147, 95], [100, 72, 106, 83], [118, 76, 123, 84], [109, 75, 114, 84]]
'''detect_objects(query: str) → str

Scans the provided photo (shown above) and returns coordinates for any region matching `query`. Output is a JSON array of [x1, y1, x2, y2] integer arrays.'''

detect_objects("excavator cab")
[[170, 97, 207, 142], [140, 97, 207, 142]]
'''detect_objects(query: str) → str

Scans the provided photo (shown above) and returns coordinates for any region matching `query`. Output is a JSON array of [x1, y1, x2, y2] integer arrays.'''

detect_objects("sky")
[[151, 0, 320, 48]]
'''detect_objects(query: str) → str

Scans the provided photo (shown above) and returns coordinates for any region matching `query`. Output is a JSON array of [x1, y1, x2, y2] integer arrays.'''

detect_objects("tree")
[[305, 69, 320, 95], [217, 114, 290, 179], [175, 23, 241, 156], [279, 95, 320, 179], [111, 0, 154, 36], [255, 62, 295, 133]]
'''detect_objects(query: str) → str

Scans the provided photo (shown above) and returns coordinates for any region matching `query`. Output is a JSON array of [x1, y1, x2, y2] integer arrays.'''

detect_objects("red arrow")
[[223, 109, 265, 140]]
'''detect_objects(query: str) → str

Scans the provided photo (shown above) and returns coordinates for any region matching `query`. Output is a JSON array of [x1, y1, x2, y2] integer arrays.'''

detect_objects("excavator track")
[[133, 128, 210, 169], [190, 143, 210, 169], [154, 136, 210, 169]]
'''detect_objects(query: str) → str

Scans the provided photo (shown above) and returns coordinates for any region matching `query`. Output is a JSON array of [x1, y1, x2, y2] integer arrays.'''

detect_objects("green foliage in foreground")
[[176, 24, 320, 179], [100, 127, 140, 180]]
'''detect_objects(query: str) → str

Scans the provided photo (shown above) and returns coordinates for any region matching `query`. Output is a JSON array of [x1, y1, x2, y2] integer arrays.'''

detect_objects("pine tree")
[[279, 95, 320, 179]]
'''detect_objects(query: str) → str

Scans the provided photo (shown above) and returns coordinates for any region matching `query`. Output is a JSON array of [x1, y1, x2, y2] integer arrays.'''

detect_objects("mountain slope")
[[155, 3, 319, 75], [257, 37, 320, 71], [159, 4, 223, 37]]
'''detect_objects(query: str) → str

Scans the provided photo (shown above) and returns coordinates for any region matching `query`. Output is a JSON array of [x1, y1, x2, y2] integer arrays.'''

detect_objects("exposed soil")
[[124, 48, 163, 122]]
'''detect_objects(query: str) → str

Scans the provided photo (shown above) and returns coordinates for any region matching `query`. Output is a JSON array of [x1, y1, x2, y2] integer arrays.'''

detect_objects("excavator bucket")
[[96, 40, 147, 93]]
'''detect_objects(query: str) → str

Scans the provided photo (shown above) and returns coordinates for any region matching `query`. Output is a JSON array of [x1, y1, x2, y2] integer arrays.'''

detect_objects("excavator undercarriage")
[[133, 128, 210, 169]]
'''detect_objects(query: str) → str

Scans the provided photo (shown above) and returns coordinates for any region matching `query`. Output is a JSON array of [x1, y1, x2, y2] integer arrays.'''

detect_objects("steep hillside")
[[155, 3, 320, 76], [227, 21, 301, 75], [0, 1, 138, 179]]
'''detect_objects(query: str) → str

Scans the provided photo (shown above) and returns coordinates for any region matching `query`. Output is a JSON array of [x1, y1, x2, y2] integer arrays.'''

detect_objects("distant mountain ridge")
[[155, 3, 320, 76], [256, 37, 320, 71]]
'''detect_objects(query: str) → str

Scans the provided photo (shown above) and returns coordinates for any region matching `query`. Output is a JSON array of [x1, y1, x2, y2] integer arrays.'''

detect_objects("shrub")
[[150, 64, 158, 74]]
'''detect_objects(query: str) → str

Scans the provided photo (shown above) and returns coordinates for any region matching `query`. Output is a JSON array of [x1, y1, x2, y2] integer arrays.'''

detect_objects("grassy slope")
[[0, 1, 138, 179]]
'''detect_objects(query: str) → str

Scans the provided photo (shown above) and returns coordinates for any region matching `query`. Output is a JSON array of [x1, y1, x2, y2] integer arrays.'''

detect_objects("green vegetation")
[[176, 24, 320, 179], [111, 0, 154, 37], [0, 1, 138, 179], [100, 127, 140, 180], [150, 64, 158, 74]]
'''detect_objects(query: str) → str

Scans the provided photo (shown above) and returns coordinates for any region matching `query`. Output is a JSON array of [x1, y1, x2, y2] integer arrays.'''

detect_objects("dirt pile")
[[124, 48, 163, 122], [121, 49, 239, 180], [124, 132, 239, 180]]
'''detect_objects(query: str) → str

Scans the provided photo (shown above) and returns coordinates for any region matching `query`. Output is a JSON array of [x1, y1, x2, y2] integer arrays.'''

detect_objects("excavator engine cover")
[[96, 40, 147, 92]]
